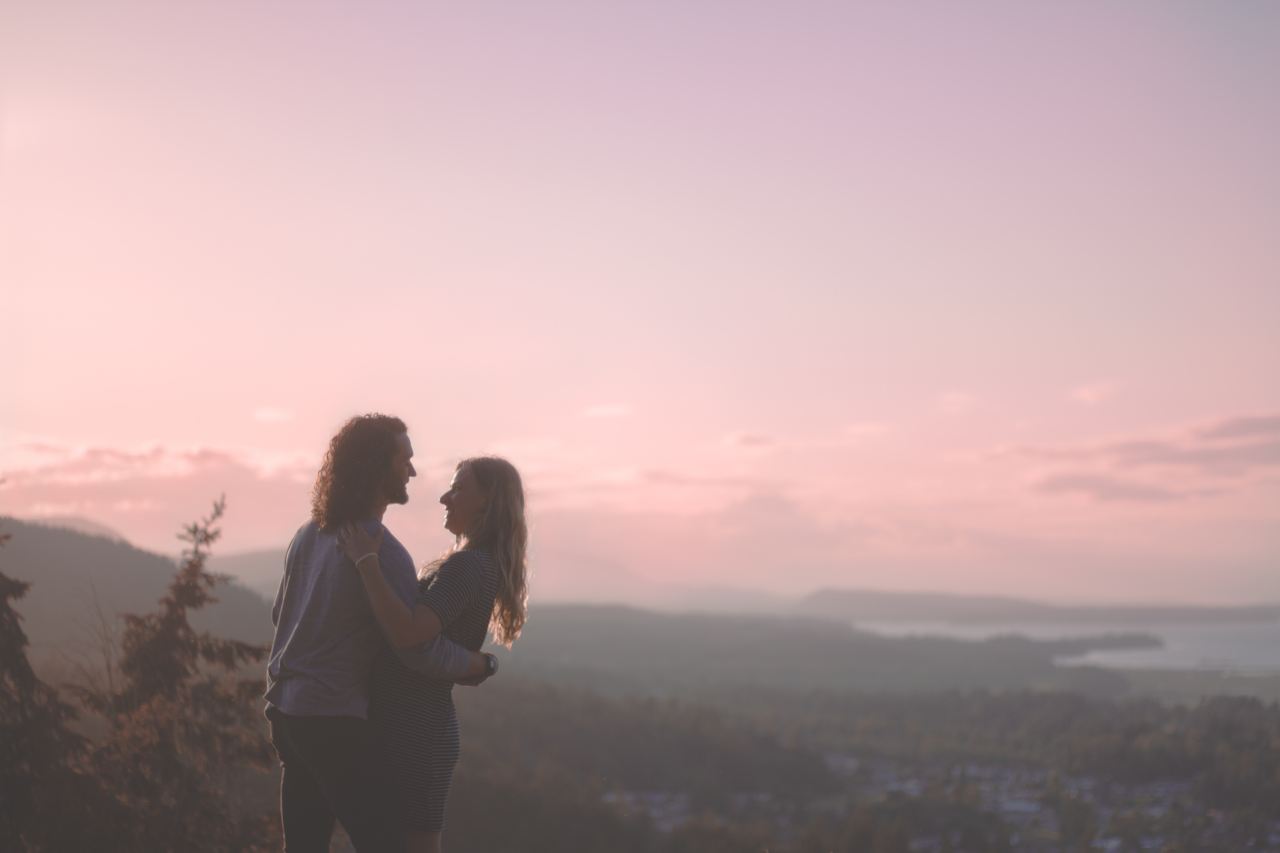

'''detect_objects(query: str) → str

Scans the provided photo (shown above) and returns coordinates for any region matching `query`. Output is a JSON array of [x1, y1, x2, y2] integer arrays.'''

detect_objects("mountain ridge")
[[800, 587, 1280, 624], [0, 515, 273, 665]]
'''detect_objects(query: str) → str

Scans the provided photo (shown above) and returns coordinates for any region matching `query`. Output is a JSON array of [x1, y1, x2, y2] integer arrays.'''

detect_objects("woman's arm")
[[359, 557, 444, 648], [340, 523, 445, 649]]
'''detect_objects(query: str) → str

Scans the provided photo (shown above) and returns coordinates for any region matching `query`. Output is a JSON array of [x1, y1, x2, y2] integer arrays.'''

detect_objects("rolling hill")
[[9, 516, 1271, 703], [0, 516, 273, 667]]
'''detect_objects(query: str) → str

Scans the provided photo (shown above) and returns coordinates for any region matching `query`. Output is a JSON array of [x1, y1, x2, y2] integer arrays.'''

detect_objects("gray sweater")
[[264, 520, 475, 718]]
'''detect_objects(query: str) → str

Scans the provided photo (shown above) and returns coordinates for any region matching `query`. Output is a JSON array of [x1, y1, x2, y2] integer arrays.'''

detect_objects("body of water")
[[856, 620, 1280, 673]]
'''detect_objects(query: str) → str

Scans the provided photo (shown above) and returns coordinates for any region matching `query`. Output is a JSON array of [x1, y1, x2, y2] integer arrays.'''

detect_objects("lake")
[[856, 620, 1280, 673]]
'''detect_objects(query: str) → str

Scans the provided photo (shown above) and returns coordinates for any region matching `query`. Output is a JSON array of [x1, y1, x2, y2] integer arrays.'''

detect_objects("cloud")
[[1070, 381, 1119, 406], [721, 424, 890, 454], [525, 463, 775, 513], [582, 404, 631, 419], [1107, 437, 1280, 476], [937, 391, 975, 415], [722, 431, 776, 450], [110, 498, 162, 512], [1197, 414, 1280, 442], [18, 441, 65, 456], [0, 445, 226, 486], [1017, 412, 1280, 486], [844, 422, 890, 440], [641, 469, 762, 489], [0, 443, 314, 487], [1034, 474, 1183, 503], [252, 407, 294, 424], [25, 500, 93, 517], [0, 443, 316, 553]]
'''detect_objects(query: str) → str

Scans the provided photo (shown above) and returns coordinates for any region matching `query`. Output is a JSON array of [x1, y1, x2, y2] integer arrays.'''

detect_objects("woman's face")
[[440, 464, 486, 537]]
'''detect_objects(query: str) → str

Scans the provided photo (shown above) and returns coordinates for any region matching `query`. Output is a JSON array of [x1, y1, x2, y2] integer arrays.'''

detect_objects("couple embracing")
[[265, 414, 528, 852]]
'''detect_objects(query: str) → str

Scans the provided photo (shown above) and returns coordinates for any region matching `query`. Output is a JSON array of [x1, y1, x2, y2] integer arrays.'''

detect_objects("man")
[[265, 414, 497, 852]]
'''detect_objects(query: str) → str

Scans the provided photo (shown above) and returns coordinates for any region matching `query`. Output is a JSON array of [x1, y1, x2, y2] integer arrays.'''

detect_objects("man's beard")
[[386, 476, 409, 505]]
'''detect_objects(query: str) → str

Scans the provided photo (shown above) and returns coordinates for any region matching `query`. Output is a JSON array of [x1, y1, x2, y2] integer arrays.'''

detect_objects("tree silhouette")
[[70, 498, 276, 851], [0, 526, 123, 850]]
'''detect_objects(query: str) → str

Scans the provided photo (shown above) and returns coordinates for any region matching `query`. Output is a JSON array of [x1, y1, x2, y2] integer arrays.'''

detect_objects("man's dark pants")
[[267, 707, 397, 853]]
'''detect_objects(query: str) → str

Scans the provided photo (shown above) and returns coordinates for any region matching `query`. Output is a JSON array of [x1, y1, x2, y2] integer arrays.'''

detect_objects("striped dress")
[[369, 549, 499, 832]]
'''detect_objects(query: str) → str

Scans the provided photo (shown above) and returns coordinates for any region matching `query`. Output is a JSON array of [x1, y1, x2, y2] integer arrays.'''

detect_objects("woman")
[[339, 456, 529, 853]]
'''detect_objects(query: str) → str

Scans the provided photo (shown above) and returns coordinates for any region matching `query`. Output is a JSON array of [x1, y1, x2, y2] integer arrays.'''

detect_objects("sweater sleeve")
[[272, 525, 307, 627], [394, 634, 476, 679]]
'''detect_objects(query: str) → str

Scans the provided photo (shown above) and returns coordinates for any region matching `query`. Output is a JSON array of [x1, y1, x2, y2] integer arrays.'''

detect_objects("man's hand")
[[457, 652, 498, 687]]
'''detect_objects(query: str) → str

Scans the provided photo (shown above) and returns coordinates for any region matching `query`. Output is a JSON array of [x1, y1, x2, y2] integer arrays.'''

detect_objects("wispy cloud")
[[1108, 437, 1280, 476], [844, 422, 890, 440], [2, 445, 209, 486], [0, 443, 315, 489], [18, 441, 64, 455], [641, 469, 763, 489], [1018, 412, 1280, 502], [720, 424, 890, 454], [1196, 414, 1280, 442], [25, 500, 93, 517], [0, 442, 316, 553], [722, 431, 776, 450], [937, 391, 975, 416], [252, 406, 294, 424], [1034, 474, 1183, 503], [1069, 381, 1119, 406], [582, 403, 631, 419], [1020, 413, 1280, 475]]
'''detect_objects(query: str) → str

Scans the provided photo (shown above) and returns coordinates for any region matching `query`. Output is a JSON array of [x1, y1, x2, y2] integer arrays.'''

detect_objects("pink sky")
[[3, 3, 1278, 604]]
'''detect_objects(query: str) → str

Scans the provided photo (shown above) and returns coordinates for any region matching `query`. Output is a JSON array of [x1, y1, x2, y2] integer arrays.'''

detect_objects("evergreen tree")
[[0, 527, 123, 851], [72, 498, 275, 851]]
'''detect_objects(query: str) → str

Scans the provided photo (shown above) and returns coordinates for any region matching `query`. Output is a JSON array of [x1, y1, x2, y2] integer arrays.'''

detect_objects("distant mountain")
[[0, 516, 273, 666], [666, 584, 795, 614], [799, 588, 1280, 625], [208, 549, 285, 600], [0, 512, 1224, 702], [22, 515, 129, 544], [504, 603, 1141, 698]]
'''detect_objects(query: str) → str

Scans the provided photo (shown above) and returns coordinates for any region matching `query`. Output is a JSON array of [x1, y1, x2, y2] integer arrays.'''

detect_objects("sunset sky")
[[3, 2, 1278, 604]]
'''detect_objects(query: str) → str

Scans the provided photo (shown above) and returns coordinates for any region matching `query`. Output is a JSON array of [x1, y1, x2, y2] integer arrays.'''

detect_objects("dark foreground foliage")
[[0, 530, 126, 850], [0, 503, 274, 852]]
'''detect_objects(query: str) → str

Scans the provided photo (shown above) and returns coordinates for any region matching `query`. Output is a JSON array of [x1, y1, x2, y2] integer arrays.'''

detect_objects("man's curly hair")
[[311, 414, 407, 531]]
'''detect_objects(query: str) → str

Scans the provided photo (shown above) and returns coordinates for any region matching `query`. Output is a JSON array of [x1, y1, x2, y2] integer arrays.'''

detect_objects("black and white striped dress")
[[369, 549, 499, 833]]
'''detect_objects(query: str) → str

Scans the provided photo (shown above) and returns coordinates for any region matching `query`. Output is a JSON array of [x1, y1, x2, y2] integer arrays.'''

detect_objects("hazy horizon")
[[4, 3, 1278, 604], [7, 512, 1280, 611]]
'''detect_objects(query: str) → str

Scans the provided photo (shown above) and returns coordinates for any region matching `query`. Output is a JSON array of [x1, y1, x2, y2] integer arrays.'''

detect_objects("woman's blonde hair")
[[447, 456, 528, 647]]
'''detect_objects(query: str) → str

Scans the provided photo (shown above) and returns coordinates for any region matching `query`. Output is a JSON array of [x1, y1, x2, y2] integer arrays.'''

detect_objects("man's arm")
[[395, 636, 490, 682], [272, 530, 302, 627], [271, 574, 284, 628], [356, 527, 491, 682]]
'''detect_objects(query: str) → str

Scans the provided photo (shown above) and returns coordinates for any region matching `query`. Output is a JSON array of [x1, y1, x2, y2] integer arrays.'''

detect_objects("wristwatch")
[[483, 653, 499, 678]]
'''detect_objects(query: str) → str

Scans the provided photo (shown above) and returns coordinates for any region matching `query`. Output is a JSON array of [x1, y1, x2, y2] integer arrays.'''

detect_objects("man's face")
[[384, 432, 416, 505]]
